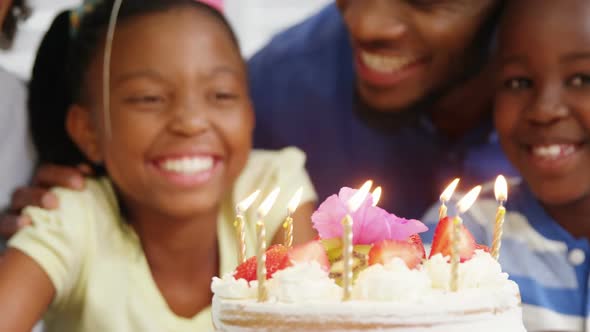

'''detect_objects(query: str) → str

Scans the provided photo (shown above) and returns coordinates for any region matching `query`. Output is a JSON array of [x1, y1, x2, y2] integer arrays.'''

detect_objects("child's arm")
[[0, 248, 55, 332], [0, 186, 91, 331]]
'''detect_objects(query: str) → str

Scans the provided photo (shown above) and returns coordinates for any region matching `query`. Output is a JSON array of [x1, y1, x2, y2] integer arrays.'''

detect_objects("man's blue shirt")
[[248, 4, 516, 218]]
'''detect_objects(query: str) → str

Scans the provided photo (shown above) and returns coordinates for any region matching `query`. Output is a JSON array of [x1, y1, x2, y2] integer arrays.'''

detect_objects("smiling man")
[[342, 1, 495, 112], [250, 0, 515, 218]]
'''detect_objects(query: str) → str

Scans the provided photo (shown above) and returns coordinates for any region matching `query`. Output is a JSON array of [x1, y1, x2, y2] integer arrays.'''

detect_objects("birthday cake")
[[211, 185, 525, 332]]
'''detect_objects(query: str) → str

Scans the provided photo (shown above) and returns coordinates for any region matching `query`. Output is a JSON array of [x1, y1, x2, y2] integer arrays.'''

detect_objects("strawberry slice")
[[265, 245, 291, 277], [234, 257, 256, 281], [475, 244, 490, 253], [288, 240, 330, 271], [429, 217, 476, 262], [234, 245, 290, 281], [368, 235, 426, 269]]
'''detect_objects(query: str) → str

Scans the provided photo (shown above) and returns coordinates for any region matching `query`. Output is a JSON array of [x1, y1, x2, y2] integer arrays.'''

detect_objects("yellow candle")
[[450, 185, 481, 292], [233, 215, 246, 264], [492, 206, 506, 261], [450, 216, 462, 292], [439, 178, 460, 220], [255, 188, 281, 302], [256, 220, 267, 302], [492, 175, 508, 261], [234, 190, 261, 265], [341, 214, 354, 301], [283, 215, 293, 248], [341, 180, 372, 301], [283, 188, 303, 248]]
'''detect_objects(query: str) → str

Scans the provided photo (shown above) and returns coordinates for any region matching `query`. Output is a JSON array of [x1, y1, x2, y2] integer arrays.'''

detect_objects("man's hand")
[[0, 164, 91, 239]]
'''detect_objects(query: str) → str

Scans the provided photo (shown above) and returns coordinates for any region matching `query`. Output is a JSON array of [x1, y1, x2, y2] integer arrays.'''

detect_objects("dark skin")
[[494, 0, 590, 240], [1, 1, 500, 234], [337, 0, 497, 138], [0, 0, 11, 26], [0, 7, 316, 331]]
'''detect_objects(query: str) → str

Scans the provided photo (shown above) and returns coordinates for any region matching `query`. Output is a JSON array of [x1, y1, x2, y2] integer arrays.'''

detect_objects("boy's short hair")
[[0, 0, 31, 50]]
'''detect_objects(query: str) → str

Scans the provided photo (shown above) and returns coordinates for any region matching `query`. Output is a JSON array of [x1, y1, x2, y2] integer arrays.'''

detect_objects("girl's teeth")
[[361, 51, 414, 73], [531, 144, 576, 159], [161, 157, 213, 174]]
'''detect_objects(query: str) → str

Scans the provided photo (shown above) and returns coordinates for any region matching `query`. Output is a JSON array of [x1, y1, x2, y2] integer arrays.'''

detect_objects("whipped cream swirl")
[[352, 258, 431, 302], [267, 261, 342, 303], [424, 250, 509, 291], [211, 273, 257, 299]]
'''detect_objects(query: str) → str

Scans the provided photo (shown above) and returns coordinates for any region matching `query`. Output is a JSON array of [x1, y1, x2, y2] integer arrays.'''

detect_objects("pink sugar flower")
[[312, 187, 428, 245]]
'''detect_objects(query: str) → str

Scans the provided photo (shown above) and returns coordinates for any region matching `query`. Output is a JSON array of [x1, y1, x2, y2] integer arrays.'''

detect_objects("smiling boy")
[[422, 1, 590, 330]]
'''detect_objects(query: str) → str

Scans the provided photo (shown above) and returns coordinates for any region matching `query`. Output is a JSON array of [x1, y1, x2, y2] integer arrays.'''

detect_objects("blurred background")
[[0, 0, 333, 79]]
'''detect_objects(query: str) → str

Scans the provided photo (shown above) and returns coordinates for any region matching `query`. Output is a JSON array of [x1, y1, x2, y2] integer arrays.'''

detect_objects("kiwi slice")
[[330, 251, 369, 285], [321, 238, 343, 262], [321, 238, 373, 285], [321, 238, 372, 263]]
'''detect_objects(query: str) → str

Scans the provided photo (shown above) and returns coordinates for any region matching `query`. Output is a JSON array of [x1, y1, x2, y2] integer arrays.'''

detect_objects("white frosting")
[[352, 258, 431, 302], [423, 254, 451, 290], [267, 262, 342, 303], [211, 273, 257, 299], [460, 250, 510, 288], [424, 250, 510, 291], [213, 252, 515, 303]]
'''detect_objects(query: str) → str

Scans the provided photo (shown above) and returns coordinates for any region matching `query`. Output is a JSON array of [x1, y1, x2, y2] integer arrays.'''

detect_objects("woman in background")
[[0, 0, 35, 237]]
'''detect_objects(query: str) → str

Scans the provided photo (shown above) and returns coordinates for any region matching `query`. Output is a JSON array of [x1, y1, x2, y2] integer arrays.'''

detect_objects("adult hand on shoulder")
[[0, 163, 92, 239]]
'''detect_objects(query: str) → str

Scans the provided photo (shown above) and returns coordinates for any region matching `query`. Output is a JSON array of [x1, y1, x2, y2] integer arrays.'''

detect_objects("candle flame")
[[371, 186, 382, 207], [287, 187, 303, 214], [440, 178, 460, 202], [348, 180, 372, 212], [237, 190, 261, 213], [257, 187, 281, 217], [494, 175, 508, 203], [456, 185, 482, 215]]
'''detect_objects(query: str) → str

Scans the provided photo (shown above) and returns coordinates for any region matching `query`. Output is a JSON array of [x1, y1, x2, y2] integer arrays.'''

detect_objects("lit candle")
[[342, 180, 372, 301], [234, 190, 260, 264], [283, 187, 303, 248], [256, 188, 280, 302], [439, 178, 460, 220], [371, 186, 382, 207], [341, 215, 353, 300], [451, 185, 481, 292], [492, 175, 508, 261]]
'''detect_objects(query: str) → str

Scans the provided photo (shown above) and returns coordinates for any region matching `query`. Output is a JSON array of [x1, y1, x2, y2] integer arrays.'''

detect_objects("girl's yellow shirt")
[[9, 147, 317, 332]]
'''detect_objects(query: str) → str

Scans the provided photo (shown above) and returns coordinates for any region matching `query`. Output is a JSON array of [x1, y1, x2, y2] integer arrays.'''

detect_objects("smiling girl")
[[0, 1, 317, 331]]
